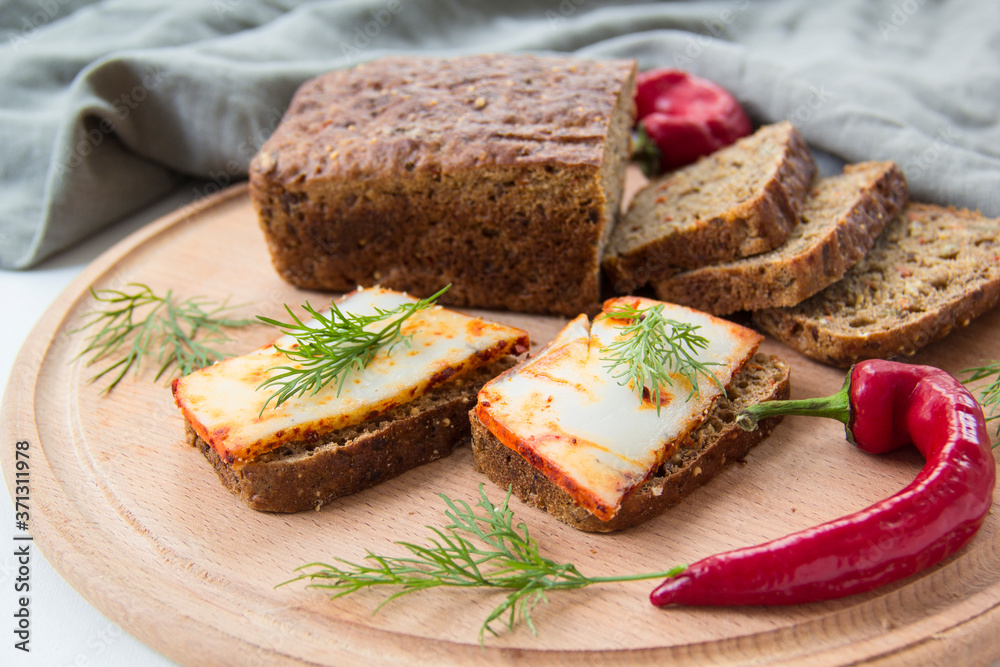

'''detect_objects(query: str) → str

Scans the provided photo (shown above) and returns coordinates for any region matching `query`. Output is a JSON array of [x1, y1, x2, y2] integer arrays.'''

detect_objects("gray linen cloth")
[[1, 0, 998, 270]]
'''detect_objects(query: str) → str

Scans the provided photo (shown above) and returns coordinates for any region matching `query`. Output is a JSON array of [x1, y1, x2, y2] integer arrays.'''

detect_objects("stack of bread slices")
[[603, 121, 1000, 367]]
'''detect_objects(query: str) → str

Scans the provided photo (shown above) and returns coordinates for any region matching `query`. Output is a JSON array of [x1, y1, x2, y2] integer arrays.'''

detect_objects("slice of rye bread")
[[649, 161, 909, 315], [753, 203, 1000, 367], [470, 353, 790, 532], [603, 121, 817, 293], [187, 356, 518, 513]]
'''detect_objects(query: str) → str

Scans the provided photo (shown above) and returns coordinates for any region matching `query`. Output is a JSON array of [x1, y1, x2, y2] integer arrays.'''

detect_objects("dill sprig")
[[962, 360, 1000, 439], [599, 302, 722, 414], [283, 484, 684, 643], [72, 283, 252, 392], [256, 285, 450, 413]]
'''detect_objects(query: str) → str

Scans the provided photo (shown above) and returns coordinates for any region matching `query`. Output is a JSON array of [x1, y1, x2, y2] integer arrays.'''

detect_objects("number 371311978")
[[14, 441, 29, 524]]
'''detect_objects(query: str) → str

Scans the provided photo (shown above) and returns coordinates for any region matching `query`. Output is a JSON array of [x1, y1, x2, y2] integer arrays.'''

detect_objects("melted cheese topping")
[[173, 287, 528, 468], [475, 297, 762, 521]]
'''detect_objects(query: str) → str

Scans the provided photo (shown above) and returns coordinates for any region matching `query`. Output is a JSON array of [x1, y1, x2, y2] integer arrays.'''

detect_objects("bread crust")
[[249, 54, 637, 317], [753, 203, 1000, 367], [187, 357, 517, 512], [651, 161, 909, 315], [470, 353, 791, 532], [603, 122, 817, 292]]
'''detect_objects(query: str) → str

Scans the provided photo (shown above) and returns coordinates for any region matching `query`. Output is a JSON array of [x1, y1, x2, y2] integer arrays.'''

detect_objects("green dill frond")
[[256, 285, 450, 414], [283, 484, 683, 643], [598, 302, 722, 414], [72, 283, 252, 392], [962, 361, 1000, 439]]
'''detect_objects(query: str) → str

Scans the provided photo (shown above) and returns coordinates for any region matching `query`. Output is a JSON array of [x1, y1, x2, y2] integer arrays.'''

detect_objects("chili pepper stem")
[[736, 374, 851, 432]]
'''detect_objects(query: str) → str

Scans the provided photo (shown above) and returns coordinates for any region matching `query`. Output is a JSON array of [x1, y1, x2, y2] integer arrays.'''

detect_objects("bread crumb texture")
[[754, 203, 1000, 366], [603, 121, 816, 291], [650, 160, 909, 314]]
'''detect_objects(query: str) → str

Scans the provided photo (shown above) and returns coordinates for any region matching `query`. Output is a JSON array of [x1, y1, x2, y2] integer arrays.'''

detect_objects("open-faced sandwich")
[[172, 286, 528, 512], [471, 296, 790, 532]]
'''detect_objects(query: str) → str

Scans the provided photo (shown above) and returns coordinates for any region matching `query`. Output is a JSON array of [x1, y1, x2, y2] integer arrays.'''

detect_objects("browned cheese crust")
[[187, 357, 518, 513], [249, 54, 637, 317], [754, 203, 1000, 367], [470, 353, 791, 532], [603, 121, 817, 293], [650, 161, 909, 315]]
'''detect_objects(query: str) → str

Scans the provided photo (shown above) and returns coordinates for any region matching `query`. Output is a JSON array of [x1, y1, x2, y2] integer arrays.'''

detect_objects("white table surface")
[[0, 185, 208, 667]]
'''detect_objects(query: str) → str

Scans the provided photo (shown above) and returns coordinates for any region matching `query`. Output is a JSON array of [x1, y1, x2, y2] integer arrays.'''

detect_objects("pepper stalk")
[[735, 372, 852, 438]]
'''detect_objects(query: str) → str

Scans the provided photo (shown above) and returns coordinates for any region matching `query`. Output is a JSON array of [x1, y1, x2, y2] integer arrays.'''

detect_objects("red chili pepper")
[[650, 359, 996, 606], [634, 69, 752, 173]]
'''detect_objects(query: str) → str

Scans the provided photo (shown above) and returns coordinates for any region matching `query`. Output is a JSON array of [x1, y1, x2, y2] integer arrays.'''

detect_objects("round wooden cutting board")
[[3, 182, 1000, 666]]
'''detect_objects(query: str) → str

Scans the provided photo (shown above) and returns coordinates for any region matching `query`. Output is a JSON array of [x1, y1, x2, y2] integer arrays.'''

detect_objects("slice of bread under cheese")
[[471, 297, 790, 532], [172, 286, 529, 512]]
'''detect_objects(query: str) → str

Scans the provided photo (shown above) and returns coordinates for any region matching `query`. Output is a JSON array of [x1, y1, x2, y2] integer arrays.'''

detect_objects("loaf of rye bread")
[[650, 161, 909, 315], [603, 121, 817, 292], [187, 356, 517, 513], [470, 353, 791, 532], [754, 203, 1000, 367], [249, 54, 637, 317]]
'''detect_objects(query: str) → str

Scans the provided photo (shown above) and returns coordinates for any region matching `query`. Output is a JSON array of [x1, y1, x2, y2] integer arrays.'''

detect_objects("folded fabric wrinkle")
[[1, 0, 998, 270]]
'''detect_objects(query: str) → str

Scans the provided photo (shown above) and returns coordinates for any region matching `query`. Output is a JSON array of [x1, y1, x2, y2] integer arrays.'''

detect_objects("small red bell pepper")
[[634, 69, 752, 173], [650, 359, 996, 606]]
